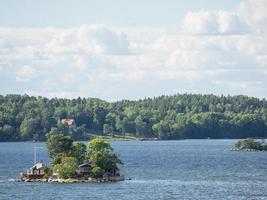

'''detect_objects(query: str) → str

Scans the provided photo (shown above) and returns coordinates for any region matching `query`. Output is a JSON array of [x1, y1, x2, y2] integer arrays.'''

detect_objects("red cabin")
[[20, 162, 45, 181]]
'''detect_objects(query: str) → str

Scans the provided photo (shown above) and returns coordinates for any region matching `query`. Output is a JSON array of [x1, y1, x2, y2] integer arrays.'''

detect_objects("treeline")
[[0, 94, 267, 141]]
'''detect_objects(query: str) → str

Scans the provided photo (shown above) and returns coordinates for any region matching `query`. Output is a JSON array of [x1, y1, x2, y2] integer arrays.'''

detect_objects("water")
[[0, 140, 266, 200]]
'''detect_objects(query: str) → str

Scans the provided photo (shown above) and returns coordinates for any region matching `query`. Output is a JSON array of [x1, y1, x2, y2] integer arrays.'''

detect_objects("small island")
[[20, 129, 124, 183], [232, 138, 267, 151]]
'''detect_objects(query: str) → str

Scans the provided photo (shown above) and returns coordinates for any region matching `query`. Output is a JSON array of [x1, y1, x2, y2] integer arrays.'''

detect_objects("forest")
[[0, 94, 267, 141]]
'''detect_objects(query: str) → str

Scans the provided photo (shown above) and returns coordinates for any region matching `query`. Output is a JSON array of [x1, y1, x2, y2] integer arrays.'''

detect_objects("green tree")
[[71, 142, 87, 164], [234, 138, 267, 151], [0, 125, 15, 141], [152, 121, 171, 139], [87, 138, 113, 152], [53, 156, 78, 179], [105, 113, 117, 131], [20, 118, 38, 140], [1, 94, 267, 141], [134, 116, 147, 137], [103, 124, 113, 135], [46, 129, 73, 159], [103, 123, 113, 136], [43, 166, 53, 179], [86, 138, 122, 175], [91, 166, 103, 178]]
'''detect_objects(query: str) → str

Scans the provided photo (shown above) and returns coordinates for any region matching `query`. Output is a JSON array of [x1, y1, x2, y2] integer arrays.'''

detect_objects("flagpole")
[[34, 142, 37, 165]]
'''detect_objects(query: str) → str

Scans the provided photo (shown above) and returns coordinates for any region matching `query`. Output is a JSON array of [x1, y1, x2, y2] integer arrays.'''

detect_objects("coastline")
[[2, 137, 267, 143], [20, 176, 125, 183], [230, 148, 264, 152]]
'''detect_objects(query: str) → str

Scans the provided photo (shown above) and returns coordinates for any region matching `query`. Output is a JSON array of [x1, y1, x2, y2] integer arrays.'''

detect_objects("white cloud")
[[1, 0, 267, 99], [77, 25, 130, 55], [218, 12, 249, 34], [239, 0, 267, 33], [43, 24, 130, 55], [181, 10, 249, 35], [15, 65, 36, 82], [179, 0, 267, 35]]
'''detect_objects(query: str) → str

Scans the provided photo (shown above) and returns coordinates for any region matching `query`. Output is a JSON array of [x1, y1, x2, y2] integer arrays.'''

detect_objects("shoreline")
[[20, 176, 126, 184], [1, 137, 267, 143], [230, 148, 267, 152]]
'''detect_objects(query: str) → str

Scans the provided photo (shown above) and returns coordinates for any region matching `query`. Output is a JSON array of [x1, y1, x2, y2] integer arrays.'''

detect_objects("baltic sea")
[[0, 140, 266, 200]]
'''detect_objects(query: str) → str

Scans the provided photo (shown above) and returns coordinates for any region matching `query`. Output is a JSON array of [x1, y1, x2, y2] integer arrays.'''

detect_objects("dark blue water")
[[0, 140, 266, 200]]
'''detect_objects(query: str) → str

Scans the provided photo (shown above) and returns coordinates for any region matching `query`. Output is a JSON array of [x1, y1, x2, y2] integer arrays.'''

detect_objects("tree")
[[71, 142, 87, 164], [103, 124, 113, 136], [105, 113, 117, 131], [91, 166, 104, 178], [46, 129, 73, 159], [0, 125, 15, 141], [54, 107, 67, 119], [86, 138, 122, 175], [234, 138, 267, 151], [89, 150, 122, 171], [87, 138, 113, 152], [1, 94, 267, 141], [115, 116, 123, 135], [134, 116, 147, 137], [152, 121, 170, 139], [93, 106, 107, 130], [20, 118, 38, 140], [53, 156, 79, 179], [43, 166, 53, 179]]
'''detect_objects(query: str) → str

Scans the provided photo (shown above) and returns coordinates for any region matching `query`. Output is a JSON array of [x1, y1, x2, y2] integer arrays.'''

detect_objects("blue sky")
[[0, 0, 243, 27], [0, 0, 267, 101]]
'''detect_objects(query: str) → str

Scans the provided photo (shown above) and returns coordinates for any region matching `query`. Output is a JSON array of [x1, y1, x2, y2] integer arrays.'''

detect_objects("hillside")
[[0, 94, 267, 141]]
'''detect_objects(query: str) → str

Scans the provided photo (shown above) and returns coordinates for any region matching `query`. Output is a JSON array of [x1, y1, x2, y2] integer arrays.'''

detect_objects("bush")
[[53, 156, 79, 179], [92, 166, 103, 178], [86, 138, 122, 172], [234, 138, 267, 151], [43, 166, 53, 179]]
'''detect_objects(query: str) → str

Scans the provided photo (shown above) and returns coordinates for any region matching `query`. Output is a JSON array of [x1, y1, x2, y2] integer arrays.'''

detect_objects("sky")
[[0, 0, 267, 101]]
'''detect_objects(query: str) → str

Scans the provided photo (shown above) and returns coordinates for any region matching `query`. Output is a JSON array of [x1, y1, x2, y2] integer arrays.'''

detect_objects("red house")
[[61, 118, 76, 129], [20, 162, 45, 181]]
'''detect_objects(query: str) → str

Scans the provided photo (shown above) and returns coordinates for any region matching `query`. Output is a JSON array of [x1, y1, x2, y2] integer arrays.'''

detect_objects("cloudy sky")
[[0, 0, 266, 101]]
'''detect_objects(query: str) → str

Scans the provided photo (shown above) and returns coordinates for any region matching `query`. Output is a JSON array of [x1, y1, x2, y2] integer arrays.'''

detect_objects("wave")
[[8, 178, 17, 182]]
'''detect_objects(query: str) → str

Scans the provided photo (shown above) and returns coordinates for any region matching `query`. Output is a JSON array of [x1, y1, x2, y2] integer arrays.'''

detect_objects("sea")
[[0, 140, 266, 200]]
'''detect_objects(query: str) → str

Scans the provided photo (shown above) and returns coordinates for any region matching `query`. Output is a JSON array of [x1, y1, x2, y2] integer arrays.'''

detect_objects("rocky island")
[[20, 129, 124, 183], [232, 138, 267, 151]]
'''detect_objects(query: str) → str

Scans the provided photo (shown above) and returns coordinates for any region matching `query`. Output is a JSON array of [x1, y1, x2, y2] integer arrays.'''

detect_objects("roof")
[[78, 163, 92, 168], [30, 162, 44, 170], [61, 119, 75, 126]]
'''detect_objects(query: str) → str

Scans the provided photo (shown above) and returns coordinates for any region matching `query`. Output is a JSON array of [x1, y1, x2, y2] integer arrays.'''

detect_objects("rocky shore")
[[21, 176, 125, 183], [230, 148, 261, 152], [232, 138, 267, 152]]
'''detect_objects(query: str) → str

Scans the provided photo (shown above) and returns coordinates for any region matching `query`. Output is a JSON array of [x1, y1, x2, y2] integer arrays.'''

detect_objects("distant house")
[[104, 168, 120, 177], [20, 162, 45, 181], [77, 163, 92, 176], [29, 162, 45, 175], [103, 168, 124, 181], [61, 118, 76, 129]]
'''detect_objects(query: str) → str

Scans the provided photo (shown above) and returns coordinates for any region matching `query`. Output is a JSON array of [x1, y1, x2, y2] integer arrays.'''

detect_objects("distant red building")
[[61, 118, 76, 129], [20, 162, 45, 181]]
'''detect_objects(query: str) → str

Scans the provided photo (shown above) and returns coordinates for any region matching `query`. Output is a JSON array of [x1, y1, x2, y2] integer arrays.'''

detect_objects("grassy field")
[[86, 133, 138, 141]]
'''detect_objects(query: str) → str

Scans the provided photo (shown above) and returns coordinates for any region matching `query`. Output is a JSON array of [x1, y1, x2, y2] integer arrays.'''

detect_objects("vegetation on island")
[[46, 130, 122, 179], [234, 138, 267, 151], [1, 94, 267, 141]]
